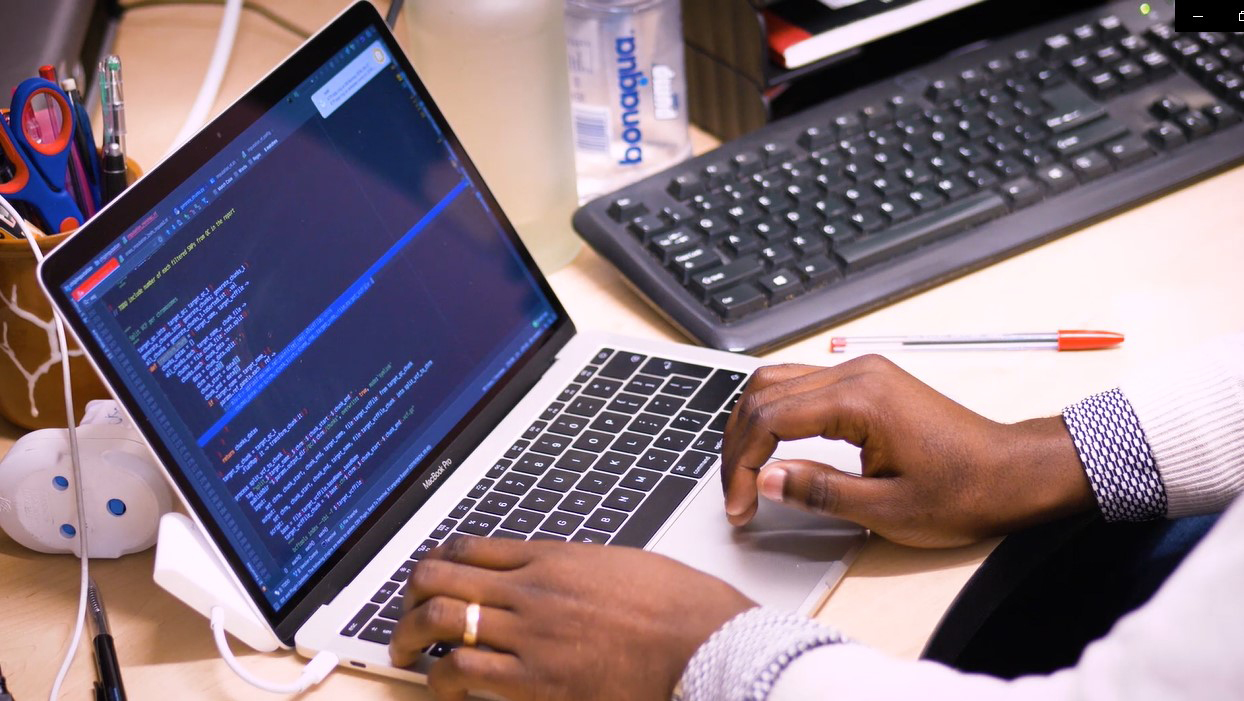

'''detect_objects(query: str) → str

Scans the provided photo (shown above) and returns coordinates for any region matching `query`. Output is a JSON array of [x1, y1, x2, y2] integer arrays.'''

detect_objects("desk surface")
[[2, 1, 1243, 697]]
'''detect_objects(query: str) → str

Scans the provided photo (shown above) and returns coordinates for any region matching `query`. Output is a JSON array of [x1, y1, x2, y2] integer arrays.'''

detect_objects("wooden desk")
[[3, 1, 1243, 697]]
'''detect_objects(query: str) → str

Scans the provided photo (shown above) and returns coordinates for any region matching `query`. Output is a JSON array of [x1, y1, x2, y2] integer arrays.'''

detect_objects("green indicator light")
[[1139, 2, 1151, 15]]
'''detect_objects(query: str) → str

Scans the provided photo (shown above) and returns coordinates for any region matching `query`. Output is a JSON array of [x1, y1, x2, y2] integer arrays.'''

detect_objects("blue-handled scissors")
[[0, 77, 84, 233]]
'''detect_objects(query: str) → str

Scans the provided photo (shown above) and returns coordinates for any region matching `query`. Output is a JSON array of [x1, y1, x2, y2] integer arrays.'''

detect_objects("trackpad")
[[651, 451, 866, 614]]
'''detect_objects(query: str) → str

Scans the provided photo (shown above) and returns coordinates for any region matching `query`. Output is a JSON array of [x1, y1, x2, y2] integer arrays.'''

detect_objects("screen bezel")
[[38, 1, 576, 643]]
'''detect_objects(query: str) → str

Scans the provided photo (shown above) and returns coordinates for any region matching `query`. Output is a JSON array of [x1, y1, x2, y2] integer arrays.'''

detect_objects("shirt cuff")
[[1063, 387, 1167, 521], [675, 607, 847, 701]]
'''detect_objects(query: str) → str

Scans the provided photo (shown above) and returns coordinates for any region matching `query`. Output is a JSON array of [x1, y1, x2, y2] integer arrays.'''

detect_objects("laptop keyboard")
[[572, 8, 1244, 352], [339, 348, 747, 647]]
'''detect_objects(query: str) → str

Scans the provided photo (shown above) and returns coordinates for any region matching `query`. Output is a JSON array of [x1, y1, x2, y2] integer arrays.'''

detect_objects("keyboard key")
[[458, 513, 501, 536], [585, 508, 628, 533], [758, 268, 803, 301], [556, 449, 597, 471], [548, 415, 588, 436], [687, 369, 747, 412], [379, 599, 405, 621], [519, 488, 562, 513], [573, 430, 614, 452], [599, 351, 648, 380], [1070, 150, 1112, 181], [430, 519, 457, 539], [602, 488, 645, 512], [565, 396, 606, 417], [531, 434, 571, 456], [576, 471, 620, 495], [624, 374, 663, 395], [672, 451, 716, 479], [495, 474, 537, 496], [590, 411, 632, 433], [999, 177, 1043, 208], [343, 604, 379, 637], [391, 560, 417, 582], [710, 284, 766, 321], [611, 432, 653, 454], [620, 468, 664, 492], [451, 498, 475, 519], [709, 412, 730, 432], [1050, 118, 1128, 156], [470, 479, 494, 499], [537, 468, 581, 492], [505, 440, 529, 459], [1035, 163, 1077, 193], [690, 256, 763, 298], [594, 451, 637, 474], [541, 511, 585, 536], [359, 619, 395, 645], [1147, 121, 1187, 149], [531, 532, 568, 542], [654, 429, 696, 452], [608, 393, 648, 414], [501, 509, 545, 534], [522, 420, 546, 440], [636, 448, 679, 472], [486, 459, 510, 479], [1103, 135, 1154, 167], [478, 493, 519, 516], [662, 376, 702, 397], [569, 529, 609, 544], [560, 490, 603, 515], [611, 475, 697, 548], [582, 377, 623, 398], [371, 582, 399, 605], [607, 197, 648, 221], [541, 402, 564, 421], [413, 539, 438, 558], [692, 431, 725, 454], [671, 410, 711, 433], [668, 173, 705, 200]]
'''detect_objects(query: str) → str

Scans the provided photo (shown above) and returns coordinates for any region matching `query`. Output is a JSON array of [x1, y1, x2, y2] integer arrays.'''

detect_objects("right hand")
[[721, 355, 1096, 548]]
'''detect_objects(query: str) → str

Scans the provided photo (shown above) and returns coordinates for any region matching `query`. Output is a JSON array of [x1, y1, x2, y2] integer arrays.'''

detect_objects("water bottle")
[[401, 0, 582, 272], [565, 0, 692, 202]]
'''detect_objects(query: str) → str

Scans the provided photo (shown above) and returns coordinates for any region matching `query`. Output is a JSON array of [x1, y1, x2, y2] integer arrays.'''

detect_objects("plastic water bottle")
[[402, 0, 582, 272], [565, 0, 692, 202]]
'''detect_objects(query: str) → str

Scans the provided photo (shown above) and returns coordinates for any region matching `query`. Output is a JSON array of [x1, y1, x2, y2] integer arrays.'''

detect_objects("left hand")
[[389, 536, 756, 701]]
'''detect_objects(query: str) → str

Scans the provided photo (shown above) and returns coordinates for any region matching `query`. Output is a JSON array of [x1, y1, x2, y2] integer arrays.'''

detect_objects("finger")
[[428, 534, 537, 570], [404, 557, 516, 612], [724, 382, 870, 524], [758, 460, 900, 529], [390, 596, 523, 666], [428, 647, 528, 701]]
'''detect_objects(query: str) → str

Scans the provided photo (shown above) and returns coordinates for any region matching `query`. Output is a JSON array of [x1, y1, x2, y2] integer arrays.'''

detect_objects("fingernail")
[[759, 467, 786, 502]]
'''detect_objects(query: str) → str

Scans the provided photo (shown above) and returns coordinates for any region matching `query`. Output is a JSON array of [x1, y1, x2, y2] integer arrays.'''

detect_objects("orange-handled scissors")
[[0, 77, 83, 233]]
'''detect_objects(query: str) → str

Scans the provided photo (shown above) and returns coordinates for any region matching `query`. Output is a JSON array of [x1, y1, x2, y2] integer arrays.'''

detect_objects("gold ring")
[[463, 602, 481, 647]]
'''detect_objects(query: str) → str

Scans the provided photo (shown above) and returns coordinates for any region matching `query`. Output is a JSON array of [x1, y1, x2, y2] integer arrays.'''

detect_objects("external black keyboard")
[[340, 348, 747, 647], [573, 3, 1244, 353]]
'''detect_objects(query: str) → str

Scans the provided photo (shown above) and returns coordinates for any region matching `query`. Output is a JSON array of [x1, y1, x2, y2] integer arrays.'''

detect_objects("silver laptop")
[[38, 2, 864, 683]]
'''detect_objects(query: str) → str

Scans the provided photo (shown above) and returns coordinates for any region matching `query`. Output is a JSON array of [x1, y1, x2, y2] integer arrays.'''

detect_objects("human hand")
[[390, 536, 756, 701], [722, 355, 1094, 547]]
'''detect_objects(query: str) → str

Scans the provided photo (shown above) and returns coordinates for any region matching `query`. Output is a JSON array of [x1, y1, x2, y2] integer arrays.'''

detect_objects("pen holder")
[[0, 159, 140, 430]]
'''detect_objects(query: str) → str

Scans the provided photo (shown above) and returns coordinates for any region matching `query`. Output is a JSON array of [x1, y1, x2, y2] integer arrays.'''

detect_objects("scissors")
[[0, 77, 83, 233]]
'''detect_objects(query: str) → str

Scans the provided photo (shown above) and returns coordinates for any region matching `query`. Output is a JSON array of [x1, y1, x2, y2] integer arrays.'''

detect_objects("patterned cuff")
[[674, 607, 847, 701], [1063, 387, 1167, 521]]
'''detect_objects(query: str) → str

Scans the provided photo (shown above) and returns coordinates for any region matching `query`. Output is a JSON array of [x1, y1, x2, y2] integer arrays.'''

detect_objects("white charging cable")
[[209, 607, 338, 693], [0, 195, 92, 701], [168, 0, 244, 153]]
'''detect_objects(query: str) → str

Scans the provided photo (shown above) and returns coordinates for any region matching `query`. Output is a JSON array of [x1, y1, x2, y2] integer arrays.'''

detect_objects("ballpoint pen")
[[829, 330, 1126, 352], [61, 78, 103, 211], [101, 56, 127, 157], [87, 579, 128, 701]]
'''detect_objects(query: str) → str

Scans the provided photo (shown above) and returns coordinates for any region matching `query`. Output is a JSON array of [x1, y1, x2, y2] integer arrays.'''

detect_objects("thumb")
[[758, 460, 896, 527]]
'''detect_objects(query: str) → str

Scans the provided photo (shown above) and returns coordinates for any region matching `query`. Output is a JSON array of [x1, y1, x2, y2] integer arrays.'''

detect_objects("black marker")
[[87, 579, 128, 701], [101, 142, 128, 206]]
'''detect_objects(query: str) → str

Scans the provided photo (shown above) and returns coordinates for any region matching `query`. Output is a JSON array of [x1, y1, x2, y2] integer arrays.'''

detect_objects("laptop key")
[[430, 518, 456, 539], [627, 412, 669, 435], [342, 604, 379, 637], [530, 532, 568, 542], [541, 511, 585, 536], [451, 498, 476, 519], [582, 377, 623, 398], [708, 412, 730, 432], [531, 434, 571, 456], [519, 488, 561, 513], [624, 374, 663, 395], [687, 370, 748, 412], [654, 429, 696, 452], [573, 430, 614, 452], [636, 448, 679, 472], [570, 530, 610, 544], [504, 440, 529, 459], [541, 402, 564, 421], [590, 411, 631, 433], [593, 451, 636, 474], [598, 351, 648, 380], [458, 513, 501, 536], [555, 449, 596, 471], [646, 395, 684, 416], [593, 348, 615, 364], [501, 509, 544, 534], [486, 459, 510, 479], [558, 383, 581, 402], [662, 376, 702, 397], [575, 365, 598, 383], [577, 471, 620, 495], [470, 479, 494, 499], [537, 468, 580, 492], [359, 619, 395, 646], [693, 431, 725, 454], [565, 396, 606, 417], [547, 416, 588, 436], [620, 468, 663, 492], [522, 421, 546, 440], [559, 490, 603, 515], [607, 393, 647, 414], [640, 357, 713, 378], [611, 475, 697, 548], [602, 488, 645, 512], [379, 599, 405, 621], [391, 560, 417, 582], [371, 583, 398, 605], [611, 432, 653, 454], [585, 508, 628, 533], [672, 410, 711, 432], [494, 474, 536, 496], [514, 453, 554, 475], [491, 530, 527, 540], [478, 493, 519, 516], [413, 539, 438, 558]]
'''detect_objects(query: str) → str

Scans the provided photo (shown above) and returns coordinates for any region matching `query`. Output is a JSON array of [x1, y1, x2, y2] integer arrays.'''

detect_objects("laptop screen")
[[46, 17, 565, 616]]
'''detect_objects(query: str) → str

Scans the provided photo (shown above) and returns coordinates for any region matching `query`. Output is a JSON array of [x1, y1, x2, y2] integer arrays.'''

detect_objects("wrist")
[[992, 416, 1096, 531]]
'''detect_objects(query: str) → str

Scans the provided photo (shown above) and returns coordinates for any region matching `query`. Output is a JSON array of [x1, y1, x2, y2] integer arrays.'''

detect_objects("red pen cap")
[[1057, 330, 1125, 351]]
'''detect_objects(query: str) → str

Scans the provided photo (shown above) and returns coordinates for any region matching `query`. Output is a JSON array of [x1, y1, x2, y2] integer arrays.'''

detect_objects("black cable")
[[121, 0, 311, 39]]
